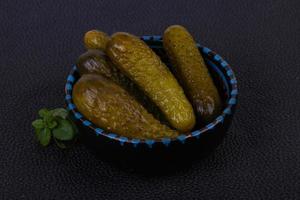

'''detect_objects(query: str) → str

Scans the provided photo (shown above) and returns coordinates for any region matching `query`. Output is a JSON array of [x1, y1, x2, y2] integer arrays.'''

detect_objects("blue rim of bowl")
[[65, 35, 238, 148]]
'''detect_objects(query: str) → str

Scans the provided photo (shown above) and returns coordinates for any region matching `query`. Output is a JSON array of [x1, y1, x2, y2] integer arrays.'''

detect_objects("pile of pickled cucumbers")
[[74, 25, 222, 140]]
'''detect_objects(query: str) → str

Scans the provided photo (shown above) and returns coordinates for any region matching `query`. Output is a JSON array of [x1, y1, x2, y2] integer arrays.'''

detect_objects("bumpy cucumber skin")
[[163, 25, 222, 123], [106, 32, 196, 132], [83, 30, 110, 51], [73, 74, 178, 140], [76, 50, 168, 124]]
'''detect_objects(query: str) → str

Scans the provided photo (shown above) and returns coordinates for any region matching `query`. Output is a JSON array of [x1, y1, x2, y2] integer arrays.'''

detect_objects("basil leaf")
[[38, 108, 50, 118], [36, 127, 51, 146], [47, 120, 58, 129], [32, 119, 45, 129], [50, 108, 68, 119], [44, 114, 54, 125], [52, 119, 75, 141]]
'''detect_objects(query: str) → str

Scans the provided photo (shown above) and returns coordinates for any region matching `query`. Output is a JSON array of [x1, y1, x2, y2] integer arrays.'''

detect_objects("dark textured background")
[[1, 0, 299, 199]]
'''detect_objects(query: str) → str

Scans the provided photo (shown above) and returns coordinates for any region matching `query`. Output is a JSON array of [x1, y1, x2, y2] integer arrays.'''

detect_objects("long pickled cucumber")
[[73, 74, 178, 139], [106, 32, 195, 132], [163, 25, 222, 123]]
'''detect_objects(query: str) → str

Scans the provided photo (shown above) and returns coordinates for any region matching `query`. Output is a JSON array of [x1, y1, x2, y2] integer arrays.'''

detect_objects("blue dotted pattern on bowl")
[[65, 35, 238, 148]]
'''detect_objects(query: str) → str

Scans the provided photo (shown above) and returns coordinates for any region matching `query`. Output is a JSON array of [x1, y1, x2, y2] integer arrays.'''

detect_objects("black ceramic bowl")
[[65, 35, 238, 160]]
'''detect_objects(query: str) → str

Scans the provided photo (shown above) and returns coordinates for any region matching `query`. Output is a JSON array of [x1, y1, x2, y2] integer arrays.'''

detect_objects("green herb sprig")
[[32, 108, 78, 148]]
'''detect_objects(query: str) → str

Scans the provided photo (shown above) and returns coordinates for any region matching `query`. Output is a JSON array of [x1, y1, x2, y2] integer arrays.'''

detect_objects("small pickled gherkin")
[[83, 30, 110, 51], [106, 32, 196, 132], [73, 74, 178, 139], [76, 50, 168, 124], [163, 25, 222, 123]]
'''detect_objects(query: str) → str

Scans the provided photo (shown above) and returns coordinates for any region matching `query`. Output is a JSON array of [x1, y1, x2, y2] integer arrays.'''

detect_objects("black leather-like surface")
[[1, 0, 299, 199]]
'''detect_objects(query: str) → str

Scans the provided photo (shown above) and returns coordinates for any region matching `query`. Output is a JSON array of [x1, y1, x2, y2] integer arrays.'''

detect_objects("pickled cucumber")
[[106, 32, 195, 132], [83, 30, 110, 51], [73, 74, 178, 139], [163, 25, 222, 123]]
